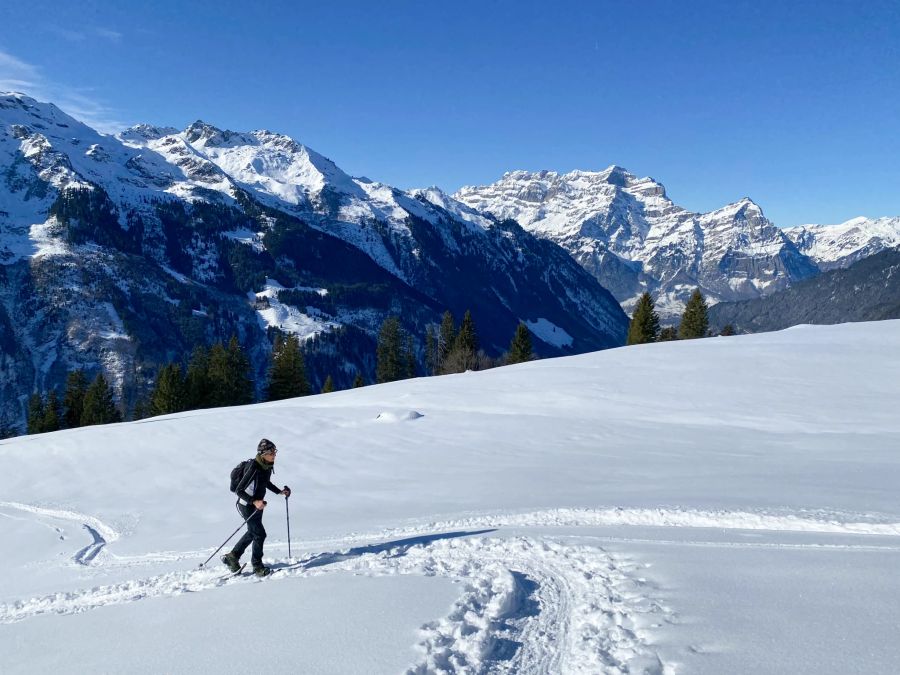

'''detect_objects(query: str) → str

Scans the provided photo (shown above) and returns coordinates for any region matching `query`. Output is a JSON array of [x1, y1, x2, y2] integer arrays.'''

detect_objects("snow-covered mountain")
[[3, 320, 900, 672], [0, 93, 627, 430], [784, 216, 900, 270], [708, 247, 900, 334], [455, 167, 820, 318]]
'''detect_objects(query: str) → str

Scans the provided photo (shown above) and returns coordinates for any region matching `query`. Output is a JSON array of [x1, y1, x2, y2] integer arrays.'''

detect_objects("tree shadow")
[[274, 529, 497, 571]]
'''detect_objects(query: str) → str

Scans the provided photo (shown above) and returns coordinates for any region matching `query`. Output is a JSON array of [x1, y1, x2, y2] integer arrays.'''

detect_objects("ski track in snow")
[[6, 505, 900, 673], [0, 501, 118, 566]]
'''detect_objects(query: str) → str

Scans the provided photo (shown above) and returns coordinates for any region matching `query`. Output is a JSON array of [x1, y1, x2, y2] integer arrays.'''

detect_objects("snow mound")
[[374, 411, 424, 423]]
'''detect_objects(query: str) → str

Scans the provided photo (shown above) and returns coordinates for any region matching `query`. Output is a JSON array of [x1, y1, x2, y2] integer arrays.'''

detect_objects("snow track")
[[361, 537, 674, 674], [5, 505, 900, 672], [352, 507, 900, 540], [0, 531, 672, 673], [0, 501, 118, 566]]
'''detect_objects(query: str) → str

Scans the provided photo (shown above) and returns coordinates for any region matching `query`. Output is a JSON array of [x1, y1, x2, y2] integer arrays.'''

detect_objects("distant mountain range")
[[455, 168, 900, 319], [0, 93, 626, 429], [2, 92, 898, 430], [708, 248, 900, 333]]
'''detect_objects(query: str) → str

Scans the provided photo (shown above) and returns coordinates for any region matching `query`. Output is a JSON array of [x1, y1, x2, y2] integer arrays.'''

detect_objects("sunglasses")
[[261, 448, 277, 456]]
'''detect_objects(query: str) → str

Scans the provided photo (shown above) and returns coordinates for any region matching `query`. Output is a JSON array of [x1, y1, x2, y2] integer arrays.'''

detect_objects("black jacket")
[[236, 457, 282, 505]]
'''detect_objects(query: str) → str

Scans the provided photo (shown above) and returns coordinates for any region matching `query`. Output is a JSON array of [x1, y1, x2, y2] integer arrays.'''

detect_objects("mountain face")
[[784, 217, 900, 271], [707, 247, 900, 333], [0, 93, 627, 430], [455, 167, 820, 318]]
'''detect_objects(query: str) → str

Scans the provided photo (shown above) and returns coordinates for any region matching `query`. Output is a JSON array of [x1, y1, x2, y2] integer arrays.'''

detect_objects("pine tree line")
[[27, 370, 122, 434], [420, 310, 535, 375], [24, 311, 540, 435], [626, 288, 734, 345]]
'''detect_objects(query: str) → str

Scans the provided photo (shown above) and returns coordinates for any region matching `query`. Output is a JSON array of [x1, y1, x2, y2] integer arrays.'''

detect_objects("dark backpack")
[[229, 459, 254, 493]]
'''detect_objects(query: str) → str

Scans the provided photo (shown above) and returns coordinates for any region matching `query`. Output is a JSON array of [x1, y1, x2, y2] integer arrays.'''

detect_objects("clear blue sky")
[[1, 0, 898, 226]]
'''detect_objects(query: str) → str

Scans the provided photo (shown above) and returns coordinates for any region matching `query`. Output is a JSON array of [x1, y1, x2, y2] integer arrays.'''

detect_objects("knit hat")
[[257, 438, 277, 455]]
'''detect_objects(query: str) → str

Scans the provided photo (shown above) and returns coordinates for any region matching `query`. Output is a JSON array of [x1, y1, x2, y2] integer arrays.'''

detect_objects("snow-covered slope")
[[455, 167, 819, 318], [3, 321, 900, 673], [785, 216, 900, 270]]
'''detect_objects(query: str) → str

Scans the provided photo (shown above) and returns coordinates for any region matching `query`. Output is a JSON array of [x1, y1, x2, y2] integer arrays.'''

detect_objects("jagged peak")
[[415, 185, 449, 198], [700, 197, 767, 224], [734, 197, 764, 215], [118, 123, 178, 143], [182, 120, 252, 147], [594, 164, 632, 186]]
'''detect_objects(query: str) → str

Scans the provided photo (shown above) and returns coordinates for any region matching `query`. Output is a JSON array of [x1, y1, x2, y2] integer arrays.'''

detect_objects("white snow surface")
[[250, 279, 338, 341], [523, 318, 573, 348], [3, 321, 900, 673]]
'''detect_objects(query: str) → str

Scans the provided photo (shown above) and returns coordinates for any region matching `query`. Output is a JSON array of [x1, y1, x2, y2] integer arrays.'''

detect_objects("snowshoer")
[[222, 438, 291, 576]]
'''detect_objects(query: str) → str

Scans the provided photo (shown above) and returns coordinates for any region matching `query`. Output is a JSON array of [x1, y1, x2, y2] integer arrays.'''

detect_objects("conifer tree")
[[81, 373, 122, 426], [267, 334, 310, 401], [719, 324, 736, 336], [626, 292, 661, 345], [658, 326, 679, 341], [321, 375, 335, 394], [425, 325, 438, 376], [63, 369, 88, 428], [150, 363, 186, 416], [132, 397, 148, 421], [443, 310, 479, 373], [678, 289, 710, 340], [353, 373, 365, 388], [207, 337, 255, 406], [506, 323, 535, 364], [184, 346, 211, 410], [404, 334, 416, 379], [226, 336, 254, 405], [27, 393, 45, 434], [42, 389, 62, 432], [206, 342, 231, 408], [438, 311, 456, 372], [376, 316, 405, 383]]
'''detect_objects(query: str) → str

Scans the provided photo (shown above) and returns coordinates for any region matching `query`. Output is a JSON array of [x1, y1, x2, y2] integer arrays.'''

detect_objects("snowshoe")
[[221, 552, 241, 573]]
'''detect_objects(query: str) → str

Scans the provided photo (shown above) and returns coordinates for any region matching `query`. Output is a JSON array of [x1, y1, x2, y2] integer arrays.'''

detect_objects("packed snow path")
[[5, 505, 900, 673]]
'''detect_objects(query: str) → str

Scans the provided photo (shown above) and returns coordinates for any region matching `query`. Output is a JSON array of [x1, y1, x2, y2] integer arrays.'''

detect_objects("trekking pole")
[[285, 493, 292, 560], [199, 504, 263, 568]]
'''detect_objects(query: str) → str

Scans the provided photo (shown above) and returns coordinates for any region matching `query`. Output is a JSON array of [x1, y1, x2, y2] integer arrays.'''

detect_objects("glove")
[[282, 486, 292, 498]]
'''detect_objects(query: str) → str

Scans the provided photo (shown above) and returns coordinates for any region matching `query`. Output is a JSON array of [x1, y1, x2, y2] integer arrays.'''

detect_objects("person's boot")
[[221, 552, 241, 573], [253, 564, 272, 577]]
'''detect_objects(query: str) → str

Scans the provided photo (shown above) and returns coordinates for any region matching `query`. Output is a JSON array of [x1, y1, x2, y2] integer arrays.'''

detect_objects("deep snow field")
[[2, 321, 900, 674]]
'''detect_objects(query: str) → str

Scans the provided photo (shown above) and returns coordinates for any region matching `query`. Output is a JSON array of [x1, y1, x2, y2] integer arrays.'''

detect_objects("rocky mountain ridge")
[[455, 167, 899, 318]]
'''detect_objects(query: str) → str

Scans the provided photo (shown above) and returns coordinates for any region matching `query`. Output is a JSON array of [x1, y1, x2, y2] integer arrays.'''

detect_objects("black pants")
[[231, 503, 266, 567]]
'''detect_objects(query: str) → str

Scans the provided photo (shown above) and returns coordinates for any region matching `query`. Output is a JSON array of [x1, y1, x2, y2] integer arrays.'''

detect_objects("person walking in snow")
[[222, 438, 291, 576]]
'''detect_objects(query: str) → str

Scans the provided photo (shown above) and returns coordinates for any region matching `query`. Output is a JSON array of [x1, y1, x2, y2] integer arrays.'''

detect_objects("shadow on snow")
[[275, 529, 497, 571]]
